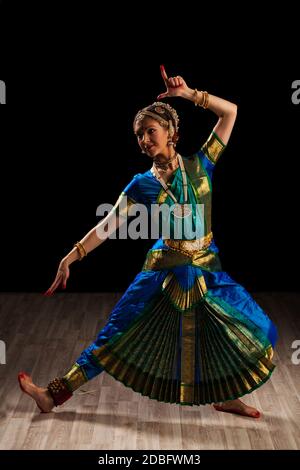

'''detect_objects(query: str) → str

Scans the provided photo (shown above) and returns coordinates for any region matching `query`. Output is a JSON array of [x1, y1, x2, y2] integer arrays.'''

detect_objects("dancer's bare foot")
[[18, 372, 54, 413], [212, 398, 261, 418]]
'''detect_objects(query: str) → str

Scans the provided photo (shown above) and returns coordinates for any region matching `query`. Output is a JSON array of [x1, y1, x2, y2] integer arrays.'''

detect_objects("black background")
[[1, 3, 299, 293]]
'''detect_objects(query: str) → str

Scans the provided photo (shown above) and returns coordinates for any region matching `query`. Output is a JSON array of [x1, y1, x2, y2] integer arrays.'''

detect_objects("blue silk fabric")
[[67, 132, 278, 405]]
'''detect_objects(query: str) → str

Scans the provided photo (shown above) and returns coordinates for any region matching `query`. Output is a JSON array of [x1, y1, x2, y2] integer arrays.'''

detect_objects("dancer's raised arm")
[[157, 64, 237, 145]]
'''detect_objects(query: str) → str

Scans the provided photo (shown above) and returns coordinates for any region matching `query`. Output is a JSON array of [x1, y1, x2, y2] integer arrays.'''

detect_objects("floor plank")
[[0, 292, 299, 450]]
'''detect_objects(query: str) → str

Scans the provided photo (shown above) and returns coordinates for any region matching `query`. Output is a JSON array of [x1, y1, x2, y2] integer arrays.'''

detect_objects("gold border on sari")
[[142, 245, 222, 272], [201, 132, 226, 165], [177, 154, 213, 235], [62, 363, 88, 392], [111, 191, 137, 219], [164, 232, 213, 256], [180, 309, 196, 403], [162, 272, 207, 311]]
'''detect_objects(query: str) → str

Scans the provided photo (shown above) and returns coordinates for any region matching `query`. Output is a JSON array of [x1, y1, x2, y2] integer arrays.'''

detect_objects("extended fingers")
[[160, 64, 168, 82], [157, 91, 169, 100], [160, 65, 183, 89], [44, 287, 55, 296], [58, 269, 67, 289], [43, 274, 63, 296]]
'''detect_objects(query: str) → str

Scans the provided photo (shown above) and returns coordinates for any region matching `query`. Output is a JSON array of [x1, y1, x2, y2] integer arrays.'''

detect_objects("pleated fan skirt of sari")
[[75, 249, 277, 405]]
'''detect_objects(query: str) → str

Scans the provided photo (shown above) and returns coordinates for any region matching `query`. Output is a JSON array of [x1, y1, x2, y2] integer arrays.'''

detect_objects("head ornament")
[[134, 101, 179, 135]]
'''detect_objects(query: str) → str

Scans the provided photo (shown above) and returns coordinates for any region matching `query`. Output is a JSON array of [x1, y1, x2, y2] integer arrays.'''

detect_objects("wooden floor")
[[0, 291, 300, 450]]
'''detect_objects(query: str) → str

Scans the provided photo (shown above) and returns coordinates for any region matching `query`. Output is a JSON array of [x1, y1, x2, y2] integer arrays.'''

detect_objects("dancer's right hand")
[[43, 258, 70, 296], [157, 65, 188, 100]]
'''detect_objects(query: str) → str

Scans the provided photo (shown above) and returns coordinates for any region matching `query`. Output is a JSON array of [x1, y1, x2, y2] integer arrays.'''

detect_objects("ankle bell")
[[47, 377, 72, 406]]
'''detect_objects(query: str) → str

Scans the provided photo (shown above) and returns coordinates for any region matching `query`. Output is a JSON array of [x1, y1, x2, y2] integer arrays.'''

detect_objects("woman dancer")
[[19, 65, 277, 418]]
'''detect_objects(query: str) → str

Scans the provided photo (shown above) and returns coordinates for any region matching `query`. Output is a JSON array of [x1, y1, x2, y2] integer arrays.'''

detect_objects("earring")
[[168, 120, 175, 146]]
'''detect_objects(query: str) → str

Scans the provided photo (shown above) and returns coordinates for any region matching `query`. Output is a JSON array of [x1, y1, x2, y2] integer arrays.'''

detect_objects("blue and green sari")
[[62, 132, 278, 405]]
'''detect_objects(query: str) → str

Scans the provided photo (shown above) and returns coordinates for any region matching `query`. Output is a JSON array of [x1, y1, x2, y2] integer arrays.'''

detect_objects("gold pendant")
[[173, 203, 192, 218]]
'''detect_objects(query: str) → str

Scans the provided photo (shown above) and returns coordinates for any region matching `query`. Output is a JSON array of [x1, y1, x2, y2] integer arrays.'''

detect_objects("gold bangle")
[[74, 242, 87, 260], [201, 91, 209, 109], [194, 89, 209, 109], [193, 88, 199, 106]]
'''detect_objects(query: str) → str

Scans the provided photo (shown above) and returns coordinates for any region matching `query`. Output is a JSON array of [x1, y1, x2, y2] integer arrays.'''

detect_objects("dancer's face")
[[134, 117, 170, 158]]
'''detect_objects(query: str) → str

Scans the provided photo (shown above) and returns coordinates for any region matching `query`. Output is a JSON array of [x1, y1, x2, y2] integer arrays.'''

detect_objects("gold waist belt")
[[163, 232, 213, 257]]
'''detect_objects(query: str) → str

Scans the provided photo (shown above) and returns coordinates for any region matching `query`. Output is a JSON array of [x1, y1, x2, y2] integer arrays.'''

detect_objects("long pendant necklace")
[[152, 153, 192, 218]]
